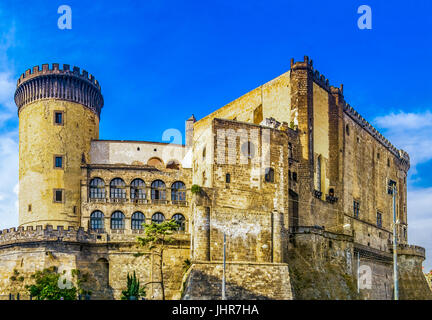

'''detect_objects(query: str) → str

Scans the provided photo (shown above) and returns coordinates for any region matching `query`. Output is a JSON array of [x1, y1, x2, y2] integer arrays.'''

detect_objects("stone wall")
[[182, 261, 293, 300], [0, 226, 190, 300]]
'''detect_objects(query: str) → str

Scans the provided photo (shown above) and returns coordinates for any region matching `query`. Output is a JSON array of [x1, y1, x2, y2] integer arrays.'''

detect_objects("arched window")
[[151, 180, 166, 201], [90, 210, 104, 230], [172, 213, 186, 232], [89, 178, 105, 199], [110, 178, 126, 199], [111, 211, 125, 229], [131, 179, 146, 200], [131, 212, 145, 230], [171, 181, 186, 202], [264, 168, 274, 183], [152, 212, 165, 224]]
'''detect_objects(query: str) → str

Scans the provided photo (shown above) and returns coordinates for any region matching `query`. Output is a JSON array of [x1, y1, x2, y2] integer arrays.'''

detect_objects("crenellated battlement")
[[14, 63, 104, 117], [343, 103, 410, 165], [0, 225, 99, 246], [290, 56, 343, 95], [291, 56, 410, 165], [17, 63, 100, 89], [398, 243, 426, 258]]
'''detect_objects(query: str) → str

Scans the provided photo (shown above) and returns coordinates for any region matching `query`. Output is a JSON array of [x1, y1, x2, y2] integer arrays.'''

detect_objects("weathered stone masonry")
[[0, 58, 430, 300]]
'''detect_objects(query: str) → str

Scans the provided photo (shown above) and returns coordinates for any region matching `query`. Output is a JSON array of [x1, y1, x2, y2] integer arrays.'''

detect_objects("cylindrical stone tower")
[[14, 63, 103, 228]]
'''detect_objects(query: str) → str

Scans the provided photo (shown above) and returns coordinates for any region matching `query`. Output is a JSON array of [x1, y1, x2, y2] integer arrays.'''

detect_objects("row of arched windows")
[[89, 178, 186, 201], [90, 211, 186, 231]]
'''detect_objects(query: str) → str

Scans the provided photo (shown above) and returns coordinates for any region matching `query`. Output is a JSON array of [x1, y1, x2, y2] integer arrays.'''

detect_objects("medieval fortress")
[[0, 56, 430, 299]]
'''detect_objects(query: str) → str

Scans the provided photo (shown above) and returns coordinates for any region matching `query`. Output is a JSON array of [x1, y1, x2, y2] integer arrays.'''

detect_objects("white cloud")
[[0, 22, 19, 229], [373, 110, 432, 170], [374, 111, 432, 271], [0, 130, 18, 229], [374, 111, 432, 131], [407, 187, 432, 272]]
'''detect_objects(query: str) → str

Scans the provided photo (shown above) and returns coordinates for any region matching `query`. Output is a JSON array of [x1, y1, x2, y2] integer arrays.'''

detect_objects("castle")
[[0, 56, 430, 299]]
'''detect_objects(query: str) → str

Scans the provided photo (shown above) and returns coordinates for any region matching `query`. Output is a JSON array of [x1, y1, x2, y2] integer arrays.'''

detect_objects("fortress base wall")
[[398, 247, 432, 300], [287, 229, 360, 300], [182, 261, 293, 300], [0, 227, 190, 300]]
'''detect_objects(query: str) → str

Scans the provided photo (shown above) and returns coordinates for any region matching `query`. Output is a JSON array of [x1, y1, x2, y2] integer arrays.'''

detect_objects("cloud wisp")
[[374, 110, 432, 271]]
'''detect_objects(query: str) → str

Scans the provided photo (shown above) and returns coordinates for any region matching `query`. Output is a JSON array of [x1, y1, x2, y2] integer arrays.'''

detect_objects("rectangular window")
[[54, 155, 63, 169], [377, 212, 383, 228], [54, 111, 64, 125], [288, 143, 293, 159], [53, 189, 64, 203], [387, 179, 397, 195], [225, 173, 230, 183], [353, 201, 360, 218], [28, 204, 32, 212]]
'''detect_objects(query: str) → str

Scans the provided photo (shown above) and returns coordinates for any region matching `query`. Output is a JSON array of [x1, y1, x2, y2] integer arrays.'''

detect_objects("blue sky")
[[0, 1, 431, 270]]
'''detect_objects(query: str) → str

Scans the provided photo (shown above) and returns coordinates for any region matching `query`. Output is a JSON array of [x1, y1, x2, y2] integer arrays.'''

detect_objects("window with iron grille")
[[377, 212, 383, 228], [316, 156, 322, 192], [90, 178, 105, 199], [172, 213, 186, 231], [131, 212, 145, 230], [110, 178, 126, 199], [90, 211, 104, 230], [353, 201, 360, 218], [152, 212, 165, 224], [131, 179, 146, 199], [151, 180, 166, 200], [171, 181, 186, 201], [111, 211, 125, 229]]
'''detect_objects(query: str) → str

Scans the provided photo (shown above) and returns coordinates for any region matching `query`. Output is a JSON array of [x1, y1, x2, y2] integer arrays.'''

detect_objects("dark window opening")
[[353, 200, 360, 218], [346, 124, 349, 136], [226, 173, 231, 183], [54, 189, 63, 203], [289, 190, 299, 228], [288, 143, 293, 159], [264, 168, 274, 183], [28, 204, 32, 212], [377, 212, 383, 228], [292, 172, 297, 182], [388, 179, 397, 195], [54, 111, 63, 125], [54, 156, 63, 168]]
